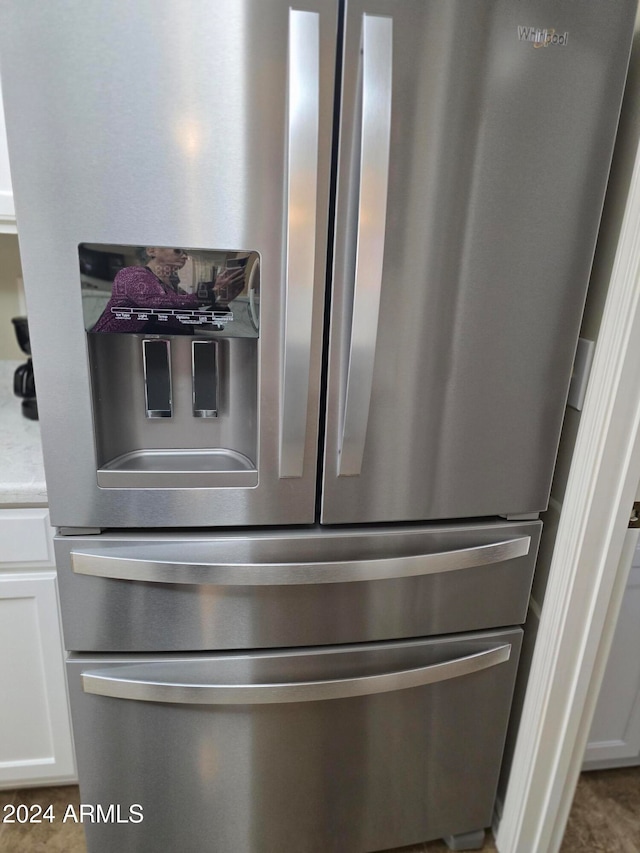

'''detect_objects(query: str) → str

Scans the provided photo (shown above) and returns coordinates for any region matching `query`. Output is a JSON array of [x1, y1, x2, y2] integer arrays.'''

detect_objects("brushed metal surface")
[[339, 14, 393, 477], [323, 0, 637, 522], [71, 534, 530, 585], [66, 629, 523, 852], [0, 0, 337, 527], [55, 521, 541, 651], [81, 643, 511, 704], [279, 9, 320, 478]]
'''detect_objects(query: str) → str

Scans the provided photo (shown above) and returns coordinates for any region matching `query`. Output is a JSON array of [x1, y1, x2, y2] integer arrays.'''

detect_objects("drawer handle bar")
[[71, 536, 530, 586], [82, 643, 511, 705]]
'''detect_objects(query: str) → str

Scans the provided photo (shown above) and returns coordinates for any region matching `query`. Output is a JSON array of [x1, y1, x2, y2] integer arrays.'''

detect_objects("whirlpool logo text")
[[517, 26, 569, 47]]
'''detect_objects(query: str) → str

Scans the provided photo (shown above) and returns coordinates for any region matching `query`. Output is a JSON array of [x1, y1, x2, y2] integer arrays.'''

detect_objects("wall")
[[0, 232, 24, 359]]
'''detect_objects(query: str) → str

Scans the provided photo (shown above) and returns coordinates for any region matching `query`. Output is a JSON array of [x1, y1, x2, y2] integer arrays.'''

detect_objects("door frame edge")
[[496, 121, 640, 851]]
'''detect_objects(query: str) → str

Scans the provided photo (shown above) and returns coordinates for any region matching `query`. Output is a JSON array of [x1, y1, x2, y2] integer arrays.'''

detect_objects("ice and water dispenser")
[[80, 244, 260, 488]]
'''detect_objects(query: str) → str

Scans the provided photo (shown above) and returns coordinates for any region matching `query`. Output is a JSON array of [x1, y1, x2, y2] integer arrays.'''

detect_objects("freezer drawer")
[[67, 628, 523, 853], [55, 521, 540, 651]]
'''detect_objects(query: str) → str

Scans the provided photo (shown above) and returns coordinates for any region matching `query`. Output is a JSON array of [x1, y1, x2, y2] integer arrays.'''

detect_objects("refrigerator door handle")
[[279, 8, 320, 478], [81, 643, 512, 705], [339, 14, 393, 477], [71, 535, 530, 586]]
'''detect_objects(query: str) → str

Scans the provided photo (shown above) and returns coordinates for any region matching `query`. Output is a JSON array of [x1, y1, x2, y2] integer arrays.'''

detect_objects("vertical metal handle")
[[192, 340, 218, 418], [279, 8, 320, 478], [142, 339, 172, 418], [339, 14, 393, 476]]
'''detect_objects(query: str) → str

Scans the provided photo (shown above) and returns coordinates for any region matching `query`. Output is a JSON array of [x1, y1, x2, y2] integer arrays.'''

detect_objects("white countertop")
[[0, 360, 47, 504]]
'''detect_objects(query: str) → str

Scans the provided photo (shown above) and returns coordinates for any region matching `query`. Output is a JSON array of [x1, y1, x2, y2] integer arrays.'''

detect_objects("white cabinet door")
[[0, 72, 16, 233], [0, 508, 76, 788], [0, 572, 76, 787], [584, 532, 640, 769], [0, 508, 54, 564]]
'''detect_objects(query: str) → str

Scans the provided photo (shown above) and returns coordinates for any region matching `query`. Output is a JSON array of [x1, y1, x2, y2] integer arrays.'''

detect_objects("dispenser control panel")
[[79, 244, 260, 337]]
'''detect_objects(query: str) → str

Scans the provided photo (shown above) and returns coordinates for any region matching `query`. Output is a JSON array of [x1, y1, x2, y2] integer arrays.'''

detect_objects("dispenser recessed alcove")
[[80, 244, 260, 489]]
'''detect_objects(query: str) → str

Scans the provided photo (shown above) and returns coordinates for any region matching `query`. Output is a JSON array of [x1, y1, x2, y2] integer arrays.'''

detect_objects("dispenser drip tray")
[[97, 449, 258, 489]]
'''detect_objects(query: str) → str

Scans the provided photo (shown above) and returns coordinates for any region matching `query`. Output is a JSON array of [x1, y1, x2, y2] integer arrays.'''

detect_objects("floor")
[[0, 768, 639, 852]]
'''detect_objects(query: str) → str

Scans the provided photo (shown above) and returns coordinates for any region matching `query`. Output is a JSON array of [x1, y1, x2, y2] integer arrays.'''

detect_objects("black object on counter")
[[12, 316, 38, 420]]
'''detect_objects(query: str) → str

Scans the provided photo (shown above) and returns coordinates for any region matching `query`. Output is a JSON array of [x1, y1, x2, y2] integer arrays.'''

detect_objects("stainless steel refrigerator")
[[0, 1, 635, 851]]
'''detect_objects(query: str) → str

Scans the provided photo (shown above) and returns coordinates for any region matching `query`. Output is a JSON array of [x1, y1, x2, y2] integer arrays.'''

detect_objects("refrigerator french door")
[[0, 0, 635, 529], [0, 0, 635, 851]]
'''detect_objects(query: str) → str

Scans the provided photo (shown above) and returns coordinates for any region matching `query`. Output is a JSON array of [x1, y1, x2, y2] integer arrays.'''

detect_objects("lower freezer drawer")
[[67, 628, 523, 853]]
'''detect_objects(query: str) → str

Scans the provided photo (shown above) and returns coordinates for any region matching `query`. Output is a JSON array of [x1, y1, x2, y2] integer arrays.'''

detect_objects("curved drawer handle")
[[71, 535, 530, 586], [339, 14, 393, 476], [279, 8, 320, 478], [82, 643, 511, 705]]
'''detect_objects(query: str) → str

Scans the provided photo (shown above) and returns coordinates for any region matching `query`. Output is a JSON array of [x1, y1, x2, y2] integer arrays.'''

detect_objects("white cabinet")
[[584, 531, 640, 769], [0, 508, 76, 788], [0, 71, 17, 233]]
